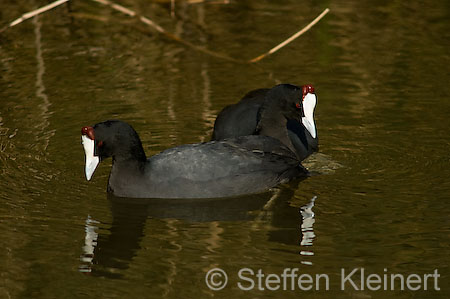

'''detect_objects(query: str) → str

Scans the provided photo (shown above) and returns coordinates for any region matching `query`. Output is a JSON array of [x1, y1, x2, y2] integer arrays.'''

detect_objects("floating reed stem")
[[8, 0, 70, 28], [248, 8, 330, 63]]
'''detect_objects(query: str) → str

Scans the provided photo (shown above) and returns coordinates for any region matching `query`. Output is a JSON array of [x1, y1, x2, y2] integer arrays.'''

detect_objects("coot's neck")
[[108, 156, 147, 196], [305, 126, 319, 151], [112, 136, 147, 163], [110, 156, 145, 177], [107, 139, 148, 195]]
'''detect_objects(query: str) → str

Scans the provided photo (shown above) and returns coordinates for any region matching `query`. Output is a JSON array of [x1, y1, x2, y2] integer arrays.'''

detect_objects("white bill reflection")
[[79, 215, 99, 273], [300, 196, 317, 265]]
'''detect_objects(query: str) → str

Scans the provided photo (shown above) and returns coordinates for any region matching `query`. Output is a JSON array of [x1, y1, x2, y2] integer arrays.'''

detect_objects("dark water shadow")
[[79, 178, 317, 278]]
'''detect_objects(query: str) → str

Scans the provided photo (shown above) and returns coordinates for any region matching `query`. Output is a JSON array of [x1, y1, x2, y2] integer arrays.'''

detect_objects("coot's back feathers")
[[212, 88, 268, 140]]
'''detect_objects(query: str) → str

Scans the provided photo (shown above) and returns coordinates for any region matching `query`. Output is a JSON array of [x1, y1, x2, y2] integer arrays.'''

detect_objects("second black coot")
[[212, 84, 318, 161]]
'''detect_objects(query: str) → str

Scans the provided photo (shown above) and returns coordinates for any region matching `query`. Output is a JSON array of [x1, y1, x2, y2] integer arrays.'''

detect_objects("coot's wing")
[[228, 135, 299, 161], [211, 89, 268, 140], [146, 135, 304, 198]]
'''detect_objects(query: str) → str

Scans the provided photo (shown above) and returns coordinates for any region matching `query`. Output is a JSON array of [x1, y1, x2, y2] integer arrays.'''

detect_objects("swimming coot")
[[81, 120, 307, 199], [212, 84, 318, 161]]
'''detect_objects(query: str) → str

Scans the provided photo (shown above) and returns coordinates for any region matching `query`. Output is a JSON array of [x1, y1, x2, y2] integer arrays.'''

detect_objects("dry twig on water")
[[248, 8, 330, 63], [7, 0, 69, 28], [2, 0, 329, 64]]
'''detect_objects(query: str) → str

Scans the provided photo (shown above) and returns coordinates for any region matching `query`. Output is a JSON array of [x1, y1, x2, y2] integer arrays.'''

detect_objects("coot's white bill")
[[302, 93, 317, 139], [82, 135, 99, 181]]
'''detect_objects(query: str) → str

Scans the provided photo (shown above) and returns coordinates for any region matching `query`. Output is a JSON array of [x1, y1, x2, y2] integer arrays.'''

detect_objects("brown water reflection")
[[78, 185, 315, 277], [0, 0, 449, 298]]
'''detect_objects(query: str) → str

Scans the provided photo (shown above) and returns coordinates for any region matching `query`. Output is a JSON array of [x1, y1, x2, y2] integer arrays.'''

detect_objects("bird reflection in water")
[[78, 186, 318, 277]]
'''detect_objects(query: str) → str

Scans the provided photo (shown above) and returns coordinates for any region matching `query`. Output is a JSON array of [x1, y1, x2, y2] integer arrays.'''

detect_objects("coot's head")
[[265, 84, 316, 118], [81, 120, 146, 180], [264, 84, 303, 117], [264, 83, 317, 138]]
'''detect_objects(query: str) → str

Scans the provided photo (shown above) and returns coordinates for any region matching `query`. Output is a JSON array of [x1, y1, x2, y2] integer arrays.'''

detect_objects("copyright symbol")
[[205, 268, 228, 291]]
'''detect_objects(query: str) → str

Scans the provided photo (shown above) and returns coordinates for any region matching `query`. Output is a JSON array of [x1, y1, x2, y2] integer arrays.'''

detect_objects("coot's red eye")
[[296, 103, 301, 109], [98, 141, 103, 147]]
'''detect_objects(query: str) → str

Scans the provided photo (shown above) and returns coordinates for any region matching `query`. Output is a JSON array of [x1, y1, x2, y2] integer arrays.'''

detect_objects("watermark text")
[[205, 267, 441, 292]]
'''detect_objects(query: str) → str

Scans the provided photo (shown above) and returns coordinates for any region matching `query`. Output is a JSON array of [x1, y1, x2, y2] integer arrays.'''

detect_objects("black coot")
[[81, 120, 307, 199], [212, 84, 318, 161]]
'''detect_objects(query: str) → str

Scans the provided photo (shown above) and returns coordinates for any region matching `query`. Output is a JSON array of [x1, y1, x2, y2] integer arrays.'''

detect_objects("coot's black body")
[[82, 120, 307, 199]]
